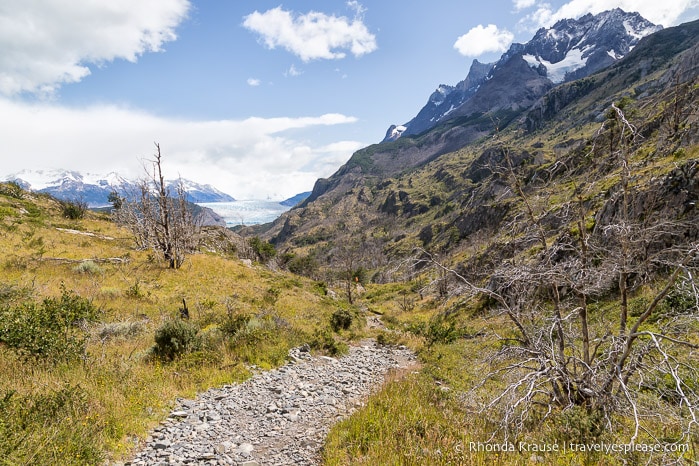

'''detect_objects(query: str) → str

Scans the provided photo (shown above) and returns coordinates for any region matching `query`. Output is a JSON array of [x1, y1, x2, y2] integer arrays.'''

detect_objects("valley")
[[0, 7, 698, 466]]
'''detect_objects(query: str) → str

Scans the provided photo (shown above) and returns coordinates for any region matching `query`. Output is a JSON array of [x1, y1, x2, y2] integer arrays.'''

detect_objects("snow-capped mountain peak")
[[3, 169, 235, 206], [382, 9, 661, 141], [521, 8, 661, 84]]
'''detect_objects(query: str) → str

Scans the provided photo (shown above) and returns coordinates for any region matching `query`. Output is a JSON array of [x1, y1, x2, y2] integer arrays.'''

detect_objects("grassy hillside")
[[259, 20, 699, 270], [249, 21, 699, 465], [0, 185, 364, 464]]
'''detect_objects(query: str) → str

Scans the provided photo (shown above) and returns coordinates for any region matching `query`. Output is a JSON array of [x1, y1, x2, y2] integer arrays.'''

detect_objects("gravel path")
[[128, 342, 416, 465]]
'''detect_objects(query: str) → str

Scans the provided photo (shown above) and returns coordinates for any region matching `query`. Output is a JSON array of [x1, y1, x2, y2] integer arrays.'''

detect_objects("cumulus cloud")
[[242, 6, 377, 62], [0, 99, 362, 199], [247, 78, 261, 86], [0, 0, 190, 96], [519, 0, 698, 29], [513, 0, 537, 11], [454, 25, 514, 57]]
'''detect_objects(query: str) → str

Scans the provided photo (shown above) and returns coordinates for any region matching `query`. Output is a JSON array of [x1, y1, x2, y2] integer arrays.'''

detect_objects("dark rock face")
[[596, 160, 699, 236], [385, 59, 494, 141], [523, 9, 660, 82]]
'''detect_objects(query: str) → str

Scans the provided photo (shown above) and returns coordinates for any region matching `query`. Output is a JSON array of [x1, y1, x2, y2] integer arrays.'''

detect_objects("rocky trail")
[[127, 341, 416, 465]]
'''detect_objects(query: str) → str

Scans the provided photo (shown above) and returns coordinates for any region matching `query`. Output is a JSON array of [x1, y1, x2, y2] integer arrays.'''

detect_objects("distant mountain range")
[[384, 8, 661, 141], [3, 169, 236, 207], [241, 10, 699, 272], [280, 192, 311, 207]]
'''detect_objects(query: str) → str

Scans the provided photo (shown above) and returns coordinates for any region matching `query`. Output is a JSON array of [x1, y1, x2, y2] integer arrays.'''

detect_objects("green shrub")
[[310, 328, 348, 356], [376, 330, 401, 346], [60, 199, 88, 220], [404, 316, 462, 345], [286, 254, 319, 276], [314, 281, 328, 296], [0, 286, 100, 363], [249, 236, 276, 262], [152, 319, 202, 361], [330, 308, 355, 332], [662, 279, 698, 315], [551, 405, 605, 444], [425, 318, 460, 345], [219, 312, 252, 336]]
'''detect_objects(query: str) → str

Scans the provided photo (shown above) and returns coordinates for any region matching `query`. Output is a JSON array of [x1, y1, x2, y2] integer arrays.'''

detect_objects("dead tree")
[[113, 143, 198, 268], [331, 241, 365, 304]]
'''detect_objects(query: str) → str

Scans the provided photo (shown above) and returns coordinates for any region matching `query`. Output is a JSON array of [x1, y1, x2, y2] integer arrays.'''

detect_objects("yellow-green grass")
[[324, 285, 699, 465], [0, 189, 350, 463]]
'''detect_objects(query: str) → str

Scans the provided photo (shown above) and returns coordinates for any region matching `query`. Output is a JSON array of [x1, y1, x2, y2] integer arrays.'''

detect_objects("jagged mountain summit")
[[245, 16, 699, 266], [4, 169, 236, 206], [520, 8, 661, 83], [384, 8, 661, 142]]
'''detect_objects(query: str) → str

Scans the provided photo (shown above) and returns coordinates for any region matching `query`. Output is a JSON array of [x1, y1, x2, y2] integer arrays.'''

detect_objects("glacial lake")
[[198, 200, 292, 227]]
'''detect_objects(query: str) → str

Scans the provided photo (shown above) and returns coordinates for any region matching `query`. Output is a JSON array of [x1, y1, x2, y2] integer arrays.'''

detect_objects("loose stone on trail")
[[128, 342, 415, 465]]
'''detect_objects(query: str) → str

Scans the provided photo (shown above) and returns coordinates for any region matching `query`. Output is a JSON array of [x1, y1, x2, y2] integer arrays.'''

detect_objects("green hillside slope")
[[0, 186, 360, 464], [245, 20, 699, 465]]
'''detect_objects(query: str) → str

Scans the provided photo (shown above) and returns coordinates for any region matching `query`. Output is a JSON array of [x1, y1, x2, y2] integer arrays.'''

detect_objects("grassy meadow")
[[0, 185, 352, 464], [0, 181, 697, 466]]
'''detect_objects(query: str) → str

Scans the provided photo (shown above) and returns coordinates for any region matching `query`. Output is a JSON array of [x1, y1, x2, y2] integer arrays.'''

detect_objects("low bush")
[[310, 328, 348, 356], [249, 236, 276, 263], [60, 199, 88, 220], [219, 312, 252, 336], [152, 319, 202, 362], [73, 260, 104, 275], [226, 313, 303, 368], [96, 320, 144, 341], [330, 308, 357, 332], [0, 286, 100, 363]]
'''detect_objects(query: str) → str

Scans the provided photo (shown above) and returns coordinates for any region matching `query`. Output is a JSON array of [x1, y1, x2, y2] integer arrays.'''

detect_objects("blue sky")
[[1, 1, 697, 199]]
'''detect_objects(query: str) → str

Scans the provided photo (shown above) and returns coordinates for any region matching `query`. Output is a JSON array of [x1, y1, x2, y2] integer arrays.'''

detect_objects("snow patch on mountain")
[[624, 20, 658, 40], [523, 48, 587, 83]]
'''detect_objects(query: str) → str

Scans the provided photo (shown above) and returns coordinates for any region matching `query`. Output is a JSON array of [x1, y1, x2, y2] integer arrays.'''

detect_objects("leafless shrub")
[[412, 103, 699, 454]]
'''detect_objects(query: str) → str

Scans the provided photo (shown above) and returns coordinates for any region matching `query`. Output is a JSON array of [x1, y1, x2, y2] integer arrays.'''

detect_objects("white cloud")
[[513, 0, 537, 11], [0, 99, 362, 199], [454, 25, 514, 57], [247, 78, 261, 86], [285, 64, 303, 77], [520, 0, 698, 29], [0, 0, 190, 96], [346, 1, 368, 19], [242, 6, 377, 62]]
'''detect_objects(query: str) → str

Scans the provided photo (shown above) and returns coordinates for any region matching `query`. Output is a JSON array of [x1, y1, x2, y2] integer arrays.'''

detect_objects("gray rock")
[[129, 343, 416, 465]]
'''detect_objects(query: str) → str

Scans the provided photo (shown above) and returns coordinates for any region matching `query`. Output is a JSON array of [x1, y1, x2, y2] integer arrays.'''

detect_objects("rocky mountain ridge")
[[4, 169, 236, 207], [384, 9, 661, 142], [244, 17, 699, 277]]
